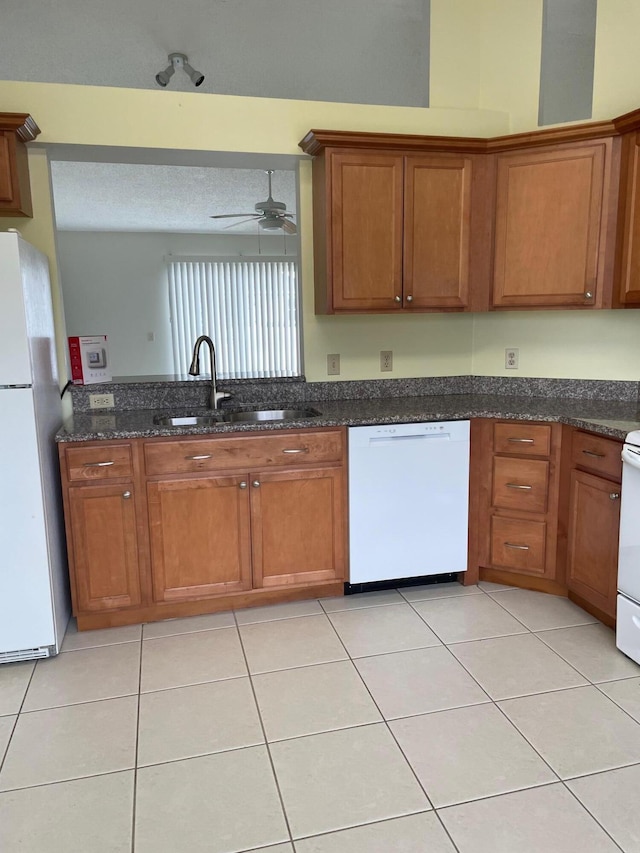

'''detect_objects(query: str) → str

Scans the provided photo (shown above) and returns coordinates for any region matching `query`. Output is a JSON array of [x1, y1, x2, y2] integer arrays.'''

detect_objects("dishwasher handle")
[[369, 433, 453, 445]]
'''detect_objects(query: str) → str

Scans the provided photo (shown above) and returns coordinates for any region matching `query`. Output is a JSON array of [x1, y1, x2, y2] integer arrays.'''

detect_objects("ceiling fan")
[[210, 169, 297, 234]]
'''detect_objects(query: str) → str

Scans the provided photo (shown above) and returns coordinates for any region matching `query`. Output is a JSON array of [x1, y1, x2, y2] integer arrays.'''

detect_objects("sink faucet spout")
[[188, 335, 231, 410]]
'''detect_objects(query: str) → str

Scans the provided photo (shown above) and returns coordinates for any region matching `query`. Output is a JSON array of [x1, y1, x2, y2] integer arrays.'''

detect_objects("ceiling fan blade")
[[281, 218, 297, 234], [210, 213, 258, 219], [223, 217, 262, 229]]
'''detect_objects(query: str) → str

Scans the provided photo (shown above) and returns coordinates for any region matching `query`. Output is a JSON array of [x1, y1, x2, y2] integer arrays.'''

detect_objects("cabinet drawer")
[[145, 430, 343, 476], [65, 444, 133, 481], [571, 431, 622, 481], [492, 457, 549, 513], [491, 516, 546, 574], [494, 422, 551, 456]]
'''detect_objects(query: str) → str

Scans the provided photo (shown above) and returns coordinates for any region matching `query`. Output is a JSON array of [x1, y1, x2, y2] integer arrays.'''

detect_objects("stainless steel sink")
[[223, 408, 320, 423], [153, 414, 223, 426]]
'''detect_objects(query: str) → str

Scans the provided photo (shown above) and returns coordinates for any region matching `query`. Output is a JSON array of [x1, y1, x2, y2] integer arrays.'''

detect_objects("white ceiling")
[[50, 162, 297, 233]]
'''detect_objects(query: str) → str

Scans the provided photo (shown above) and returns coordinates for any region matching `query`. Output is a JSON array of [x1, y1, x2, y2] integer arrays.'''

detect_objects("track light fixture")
[[155, 53, 204, 88]]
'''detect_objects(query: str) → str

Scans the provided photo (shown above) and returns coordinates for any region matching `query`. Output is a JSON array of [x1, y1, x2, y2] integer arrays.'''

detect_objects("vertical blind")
[[168, 258, 301, 379]]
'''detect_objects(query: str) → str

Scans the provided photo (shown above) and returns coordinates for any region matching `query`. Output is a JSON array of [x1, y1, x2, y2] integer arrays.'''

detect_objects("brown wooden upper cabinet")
[[492, 141, 613, 309], [305, 140, 485, 314], [615, 130, 640, 306], [0, 113, 40, 217]]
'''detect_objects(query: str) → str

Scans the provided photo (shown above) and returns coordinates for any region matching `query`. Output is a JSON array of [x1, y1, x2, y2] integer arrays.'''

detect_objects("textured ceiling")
[[50, 162, 298, 233]]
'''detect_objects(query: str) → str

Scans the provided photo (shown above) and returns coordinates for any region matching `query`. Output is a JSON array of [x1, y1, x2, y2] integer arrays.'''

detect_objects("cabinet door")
[[567, 470, 620, 618], [147, 475, 252, 603], [67, 483, 141, 612], [251, 466, 345, 588], [404, 154, 472, 308], [329, 150, 404, 311], [493, 143, 607, 307], [617, 132, 640, 305]]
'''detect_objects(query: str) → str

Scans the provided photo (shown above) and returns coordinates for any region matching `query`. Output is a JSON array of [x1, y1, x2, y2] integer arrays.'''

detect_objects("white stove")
[[617, 429, 640, 664]]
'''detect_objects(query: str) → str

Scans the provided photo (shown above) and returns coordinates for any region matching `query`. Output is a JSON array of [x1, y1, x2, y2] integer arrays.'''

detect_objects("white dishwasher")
[[348, 421, 470, 585]]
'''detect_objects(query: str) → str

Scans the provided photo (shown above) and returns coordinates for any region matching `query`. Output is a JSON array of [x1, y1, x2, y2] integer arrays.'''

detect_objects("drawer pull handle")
[[282, 448, 309, 454], [185, 454, 213, 461], [122, 491, 131, 500], [508, 438, 534, 444], [582, 449, 605, 459], [506, 483, 533, 490], [610, 492, 621, 500], [505, 542, 530, 550], [83, 460, 115, 467]]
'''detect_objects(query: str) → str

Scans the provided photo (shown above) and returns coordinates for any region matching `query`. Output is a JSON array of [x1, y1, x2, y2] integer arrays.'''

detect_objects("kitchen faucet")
[[188, 335, 232, 409]]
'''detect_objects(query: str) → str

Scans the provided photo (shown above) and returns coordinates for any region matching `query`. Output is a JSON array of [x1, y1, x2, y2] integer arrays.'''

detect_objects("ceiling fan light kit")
[[210, 170, 297, 234], [155, 53, 204, 88]]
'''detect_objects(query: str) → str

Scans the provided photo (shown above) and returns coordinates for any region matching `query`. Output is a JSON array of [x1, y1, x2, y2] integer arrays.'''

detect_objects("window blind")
[[168, 258, 301, 379]]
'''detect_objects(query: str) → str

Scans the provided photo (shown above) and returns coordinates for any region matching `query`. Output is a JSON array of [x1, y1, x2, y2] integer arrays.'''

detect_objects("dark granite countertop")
[[56, 393, 640, 442]]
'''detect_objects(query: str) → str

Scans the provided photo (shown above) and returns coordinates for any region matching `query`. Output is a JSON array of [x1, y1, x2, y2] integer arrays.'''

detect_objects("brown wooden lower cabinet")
[[59, 428, 347, 629], [66, 482, 142, 612]]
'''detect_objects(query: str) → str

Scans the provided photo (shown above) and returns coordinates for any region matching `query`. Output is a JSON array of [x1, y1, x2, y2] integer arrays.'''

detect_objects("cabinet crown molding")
[[0, 113, 41, 143]]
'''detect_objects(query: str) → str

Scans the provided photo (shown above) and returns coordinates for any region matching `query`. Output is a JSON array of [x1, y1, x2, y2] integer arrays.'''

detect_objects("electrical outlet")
[[505, 348, 519, 370], [89, 392, 115, 409], [327, 354, 340, 376], [380, 350, 393, 372], [147, 332, 155, 342]]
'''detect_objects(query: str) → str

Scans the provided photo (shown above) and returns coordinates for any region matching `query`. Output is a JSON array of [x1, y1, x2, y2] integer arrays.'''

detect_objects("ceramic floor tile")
[[411, 595, 528, 644], [235, 598, 323, 624], [499, 685, 640, 778], [598, 676, 640, 722], [0, 715, 16, 764], [23, 642, 140, 711], [390, 703, 555, 808], [137, 677, 263, 766], [140, 626, 246, 691], [536, 623, 640, 682], [320, 590, 405, 612], [294, 812, 456, 853], [0, 771, 134, 853], [62, 618, 142, 651], [253, 660, 381, 741], [568, 763, 640, 853], [239, 615, 347, 674], [450, 633, 588, 700], [488, 588, 597, 631], [249, 846, 293, 852], [328, 604, 440, 658], [270, 723, 429, 838], [477, 581, 514, 592], [439, 783, 619, 853], [142, 610, 236, 639], [355, 646, 489, 720], [399, 582, 483, 602], [0, 661, 34, 716], [0, 696, 138, 791], [135, 746, 288, 853]]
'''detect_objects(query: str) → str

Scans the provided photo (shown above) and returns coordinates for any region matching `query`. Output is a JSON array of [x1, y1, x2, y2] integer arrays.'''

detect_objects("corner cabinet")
[[0, 113, 40, 217], [614, 130, 640, 305], [303, 133, 491, 314], [59, 428, 347, 629]]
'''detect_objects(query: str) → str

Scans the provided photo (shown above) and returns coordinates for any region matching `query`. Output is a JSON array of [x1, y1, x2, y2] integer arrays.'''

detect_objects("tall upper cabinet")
[[613, 108, 640, 306], [0, 113, 40, 217]]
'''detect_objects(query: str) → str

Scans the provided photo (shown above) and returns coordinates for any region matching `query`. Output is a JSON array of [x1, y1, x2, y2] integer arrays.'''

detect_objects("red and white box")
[[68, 335, 111, 385]]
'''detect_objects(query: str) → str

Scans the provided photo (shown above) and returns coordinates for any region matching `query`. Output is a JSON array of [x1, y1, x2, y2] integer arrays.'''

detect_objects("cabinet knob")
[[584, 291, 594, 300], [610, 492, 621, 500], [252, 480, 260, 488], [122, 491, 132, 499], [239, 481, 248, 489], [394, 295, 401, 303], [406, 295, 413, 303]]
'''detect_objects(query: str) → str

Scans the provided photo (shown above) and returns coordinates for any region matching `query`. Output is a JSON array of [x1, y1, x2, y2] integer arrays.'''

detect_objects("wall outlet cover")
[[505, 348, 520, 369], [327, 353, 340, 376], [380, 350, 393, 372], [89, 392, 115, 409]]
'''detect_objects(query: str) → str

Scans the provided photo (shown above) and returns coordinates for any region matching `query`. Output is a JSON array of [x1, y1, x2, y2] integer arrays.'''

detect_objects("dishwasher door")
[[348, 421, 470, 584]]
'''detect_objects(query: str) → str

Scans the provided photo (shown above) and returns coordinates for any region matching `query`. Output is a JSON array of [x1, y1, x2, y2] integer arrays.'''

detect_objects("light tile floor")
[[1, 582, 640, 851]]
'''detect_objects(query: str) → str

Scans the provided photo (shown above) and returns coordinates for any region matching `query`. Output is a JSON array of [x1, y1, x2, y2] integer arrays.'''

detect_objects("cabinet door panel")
[[68, 483, 141, 612], [617, 132, 640, 305], [404, 155, 471, 308], [251, 467, 345, 588], [330, 151, 403, 311], [148, 476, 252, 603], [493, 143, 606, 307], [0, 134, 14, 203], [567, 470, 620, 618]]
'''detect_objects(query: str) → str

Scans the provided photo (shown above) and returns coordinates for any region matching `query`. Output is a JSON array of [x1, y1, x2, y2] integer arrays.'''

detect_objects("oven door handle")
[[622, 446, 640, 470]]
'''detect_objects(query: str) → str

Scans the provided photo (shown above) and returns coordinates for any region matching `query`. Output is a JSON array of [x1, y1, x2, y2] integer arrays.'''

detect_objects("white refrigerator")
[[0, 231, 70, 663]]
